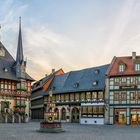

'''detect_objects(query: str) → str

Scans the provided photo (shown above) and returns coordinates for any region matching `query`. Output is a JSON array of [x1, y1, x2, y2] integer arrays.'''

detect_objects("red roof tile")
[[107, 56, 140, 76]]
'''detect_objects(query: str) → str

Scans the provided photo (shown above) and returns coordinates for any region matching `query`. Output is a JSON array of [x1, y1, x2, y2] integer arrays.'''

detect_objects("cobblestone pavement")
[[0, 122, 140, 140]]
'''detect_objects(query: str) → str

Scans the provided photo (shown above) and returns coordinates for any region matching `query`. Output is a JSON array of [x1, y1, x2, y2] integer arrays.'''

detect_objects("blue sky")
[[0, 0, 140, 80]]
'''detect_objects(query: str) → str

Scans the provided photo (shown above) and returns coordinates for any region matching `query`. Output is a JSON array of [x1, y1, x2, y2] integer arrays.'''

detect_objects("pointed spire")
[[16, 17, 24, 64]]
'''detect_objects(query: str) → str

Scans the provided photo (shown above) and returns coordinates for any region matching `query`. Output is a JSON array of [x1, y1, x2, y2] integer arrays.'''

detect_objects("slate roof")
[[46, 64, 109, 94], [31, 69, 64, 92], [0, 41, 34, 81], [106, 55, 140, 77]]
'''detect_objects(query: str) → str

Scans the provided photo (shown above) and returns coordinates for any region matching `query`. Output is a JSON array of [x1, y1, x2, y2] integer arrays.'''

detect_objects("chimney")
[[52, 69, 55, 73], [132, 52, 136, 60]]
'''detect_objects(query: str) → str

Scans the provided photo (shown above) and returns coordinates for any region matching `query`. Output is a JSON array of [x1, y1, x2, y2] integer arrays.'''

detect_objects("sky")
[[1, 0, 140, 80]]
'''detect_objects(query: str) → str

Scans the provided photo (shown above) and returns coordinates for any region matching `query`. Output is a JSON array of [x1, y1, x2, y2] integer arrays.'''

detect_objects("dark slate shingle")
[[47, 64, 109, 94]]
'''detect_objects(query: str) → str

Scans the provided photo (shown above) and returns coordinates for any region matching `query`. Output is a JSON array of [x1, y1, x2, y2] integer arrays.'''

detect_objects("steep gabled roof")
[[46, 64, 109, 94], [0, 41, 34, 81], [107, 55, 140, 77], [31, 69, 64, 92]]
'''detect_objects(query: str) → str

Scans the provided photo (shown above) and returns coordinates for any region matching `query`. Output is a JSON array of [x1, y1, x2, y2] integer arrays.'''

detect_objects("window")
[[88, 106, 93, 114], [52, 95, 56, 102], [0, 47, 5, 57], [114, 78, 119, 85], [98, 92, 104, 100], [98, 106, 104, 114], [92, 92, 97, 100], [82, 106, 87, 114], [114, 93, 119, 101], [93, 81, 98, 86], [0, 84, 4, 89], [130, 92, 136, 100], [137, 92, 140, 100], [95, 69, 99, 74], [86, 92, 91, 100], [121, 92, 126, 100], [65, 94, 69, 101], [110, 79, 114, 86], [75, 93, 79, 101], [60, 94, 65, 101], [93, 106, 98, 114], [121, 78, 126, 84], [56, 95, 60, 101], [130, 77, 136, 85], [135, 63, 140, 71], [81, 92, 85, 100], [70, 93, 74, 101], [119, 64, 125, 72]]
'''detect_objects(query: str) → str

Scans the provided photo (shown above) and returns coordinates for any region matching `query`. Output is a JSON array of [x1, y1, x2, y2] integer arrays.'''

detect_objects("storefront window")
[[114, 109, 126, 124], [131, 109, 140, 125]]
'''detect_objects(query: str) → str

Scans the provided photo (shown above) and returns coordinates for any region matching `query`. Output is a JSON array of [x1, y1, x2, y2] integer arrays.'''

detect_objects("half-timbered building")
[[0, 18, 34, 123]]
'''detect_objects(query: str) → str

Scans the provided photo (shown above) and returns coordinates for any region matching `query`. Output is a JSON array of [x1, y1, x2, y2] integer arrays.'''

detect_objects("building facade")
[[106, 52, 140, 125], [31, 64, 109, 125], [31, 69, 64, 120], [0, 18, 34, 123]]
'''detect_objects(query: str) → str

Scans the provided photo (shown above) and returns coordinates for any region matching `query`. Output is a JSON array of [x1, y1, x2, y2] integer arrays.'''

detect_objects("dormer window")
[[135, 63, 140, 71], [95, 69, 99, 74], [119, 64, 125, 72], [3, 68, 8, 72], [0, 47, 5, 57], [73, 82, 79, 88], [93, 81, 98, 86]]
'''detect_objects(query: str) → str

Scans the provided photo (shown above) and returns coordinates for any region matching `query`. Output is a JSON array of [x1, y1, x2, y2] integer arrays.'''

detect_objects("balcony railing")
[[16, 87, 27, 91], [14, 104, 26, 108]]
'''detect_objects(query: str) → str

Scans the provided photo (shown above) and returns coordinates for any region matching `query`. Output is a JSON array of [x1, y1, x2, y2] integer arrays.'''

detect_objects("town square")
[[1, 0, 140, 140]]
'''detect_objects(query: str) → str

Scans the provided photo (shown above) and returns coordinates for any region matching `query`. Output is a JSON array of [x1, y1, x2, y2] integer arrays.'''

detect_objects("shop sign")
[[120, 85, 136, 89]]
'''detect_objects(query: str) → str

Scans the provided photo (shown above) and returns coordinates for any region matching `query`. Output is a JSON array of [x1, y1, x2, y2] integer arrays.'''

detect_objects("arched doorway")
[[71, 107, 79, 123], [54, 108, 59, 120], [61, 108, 66, 120]]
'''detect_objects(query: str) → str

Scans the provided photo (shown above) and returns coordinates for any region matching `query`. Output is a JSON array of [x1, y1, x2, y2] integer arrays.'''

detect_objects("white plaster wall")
[[80, 118, 104, 125]]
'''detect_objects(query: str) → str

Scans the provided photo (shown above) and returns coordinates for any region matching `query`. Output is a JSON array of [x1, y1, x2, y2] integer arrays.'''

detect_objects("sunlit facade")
[[106, 52, 140, 125]]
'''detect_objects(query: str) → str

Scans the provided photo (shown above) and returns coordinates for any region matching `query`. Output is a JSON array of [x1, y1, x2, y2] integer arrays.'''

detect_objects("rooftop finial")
[[19, 16, 21, 29]]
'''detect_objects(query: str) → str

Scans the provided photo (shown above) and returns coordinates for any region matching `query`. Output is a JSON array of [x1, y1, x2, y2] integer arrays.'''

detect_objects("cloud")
[[2, 0, 140, 81]]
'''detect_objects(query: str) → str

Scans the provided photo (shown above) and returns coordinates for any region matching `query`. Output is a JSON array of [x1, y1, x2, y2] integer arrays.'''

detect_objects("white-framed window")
[[135, 63, 140, 71], [119, 64, 125, 72]]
